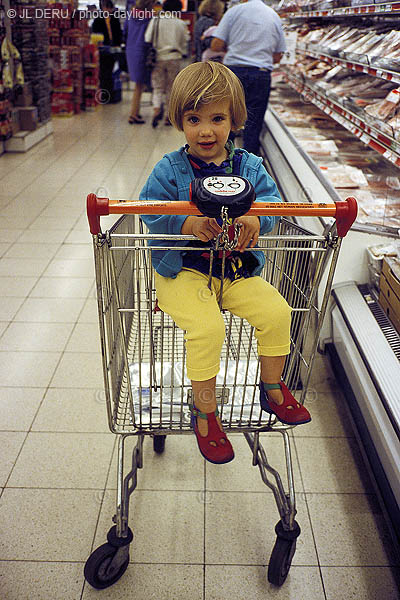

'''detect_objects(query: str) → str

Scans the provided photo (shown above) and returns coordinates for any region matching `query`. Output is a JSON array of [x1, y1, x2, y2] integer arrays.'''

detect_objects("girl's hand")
[[182, 216, 222, 242], [234, 216, 260, 252]]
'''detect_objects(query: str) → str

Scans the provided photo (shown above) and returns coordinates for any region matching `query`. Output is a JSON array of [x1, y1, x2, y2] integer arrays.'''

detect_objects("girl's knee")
[[196, 319, 226, 346]]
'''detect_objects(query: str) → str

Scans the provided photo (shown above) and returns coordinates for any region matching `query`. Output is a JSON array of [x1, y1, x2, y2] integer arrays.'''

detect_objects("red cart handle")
[[87, 193, 357, 238]]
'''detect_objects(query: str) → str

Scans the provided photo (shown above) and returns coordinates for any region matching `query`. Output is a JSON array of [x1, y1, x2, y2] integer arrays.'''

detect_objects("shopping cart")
[[84, 187, 357, 590]]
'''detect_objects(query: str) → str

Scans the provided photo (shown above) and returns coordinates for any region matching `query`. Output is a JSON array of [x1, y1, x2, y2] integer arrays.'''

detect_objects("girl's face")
[[182, 99, 232, 165]]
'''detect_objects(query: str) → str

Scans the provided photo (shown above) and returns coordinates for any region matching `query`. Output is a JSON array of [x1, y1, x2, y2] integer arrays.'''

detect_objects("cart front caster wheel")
[[84, 543, 129, 589], [268, 520, 301, 587], [153, 434, 166, 454]]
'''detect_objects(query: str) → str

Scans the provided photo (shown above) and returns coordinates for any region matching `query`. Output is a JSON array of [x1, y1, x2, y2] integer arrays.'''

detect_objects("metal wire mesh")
[[93, 215, 336, 434]]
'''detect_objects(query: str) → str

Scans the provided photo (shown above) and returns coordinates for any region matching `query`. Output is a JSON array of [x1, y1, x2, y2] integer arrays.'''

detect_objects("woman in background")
[[193, 0, 224, 63], [124, 0, 154, 123]]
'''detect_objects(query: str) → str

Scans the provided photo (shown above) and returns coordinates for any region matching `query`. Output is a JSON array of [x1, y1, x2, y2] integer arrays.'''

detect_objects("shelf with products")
[[296, 47, 400, 85], [282, 2, 400, 19], [267, 76, 400, 234], [282, 68, 400, 165]]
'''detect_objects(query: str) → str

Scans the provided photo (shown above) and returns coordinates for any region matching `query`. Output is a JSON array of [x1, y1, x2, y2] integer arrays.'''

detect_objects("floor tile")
[[95, 490, 204, 564], [0, 561, 85, 600], [0, 351, 60, 387], [292, 389, 354, 438], [55, 243, 94, 259], [0, 257, 49, 277], [0, 387, 44, 431], [4, 243, 60, 260], [0, 243, 10, 257], [107, 434, 204, 491], [28, 216, 78, 230], [308, 493, 397, 566], [205, 565, 325, 600], [29, 277, 93, 298], [205, 433, 303, 493], [322, 566, 400, 600], [294, 437, 373, 493], [0, 488, 101, 561], [32, 388, 109, 433], [42, 258, 95, 278], [0, 216, 35, 229], [308, 353, 341, 393], [64, 230, 93, 244], [8, 432, 114, 488], [50, 352, 103, 388], [205, 492, 317, 566], [82, 563, 203, 600], [0, 277, 37, 297], [0, 322, 73, 351], [16, 229, 67, 244], [0, 322, 7, 337], [0, 297, 25, 321], [78, 298, 99, 323], [0, 431, 26, 486], [65, 323, 100, 352], [14, 297, 85, 323]]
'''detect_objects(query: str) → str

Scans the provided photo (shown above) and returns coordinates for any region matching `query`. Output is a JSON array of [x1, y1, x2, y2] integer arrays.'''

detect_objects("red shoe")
[[190, 404, 234, 464], [259, 381, 311, 425]]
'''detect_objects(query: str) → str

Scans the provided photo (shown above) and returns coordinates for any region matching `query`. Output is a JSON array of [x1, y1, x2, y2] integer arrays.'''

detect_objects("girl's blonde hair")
[[198, 0, 224, 19], [169, 61, 247, 131]]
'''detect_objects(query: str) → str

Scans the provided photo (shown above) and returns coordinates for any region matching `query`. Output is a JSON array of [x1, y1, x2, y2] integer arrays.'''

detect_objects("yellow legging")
[[155, 269, 292, 381]]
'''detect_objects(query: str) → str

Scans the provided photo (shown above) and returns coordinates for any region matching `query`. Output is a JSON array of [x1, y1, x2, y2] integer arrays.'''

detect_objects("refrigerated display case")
[[259, 73, 400, 552]]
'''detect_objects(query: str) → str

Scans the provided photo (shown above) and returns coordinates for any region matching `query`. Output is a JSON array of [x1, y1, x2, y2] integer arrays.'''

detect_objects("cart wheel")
[[84, 543, 129, 589], [153, 435, 166, 454], [267, 520, 300, 587]]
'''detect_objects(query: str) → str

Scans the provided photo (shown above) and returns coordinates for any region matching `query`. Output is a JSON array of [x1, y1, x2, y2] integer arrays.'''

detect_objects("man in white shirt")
[[211, 0, 286, 155]]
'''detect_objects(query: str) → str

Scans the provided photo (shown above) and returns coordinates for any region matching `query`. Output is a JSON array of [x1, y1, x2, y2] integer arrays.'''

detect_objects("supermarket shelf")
[[284, 70, 400, 168], [284, 1, 400, 18], [296, 45, 400, 85]]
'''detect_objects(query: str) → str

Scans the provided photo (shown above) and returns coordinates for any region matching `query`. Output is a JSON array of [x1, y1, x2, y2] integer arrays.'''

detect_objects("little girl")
[[140, 61, 311, 465]]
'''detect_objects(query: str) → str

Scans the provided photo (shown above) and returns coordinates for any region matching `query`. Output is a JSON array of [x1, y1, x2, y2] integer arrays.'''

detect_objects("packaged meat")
[[365, 88, 400, 122], [299, 139, 339, 156], [320, 165, 369, 188]]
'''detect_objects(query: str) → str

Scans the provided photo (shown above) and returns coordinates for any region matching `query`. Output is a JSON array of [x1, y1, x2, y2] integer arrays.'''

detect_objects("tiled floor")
[[0, 91, 399, 600]]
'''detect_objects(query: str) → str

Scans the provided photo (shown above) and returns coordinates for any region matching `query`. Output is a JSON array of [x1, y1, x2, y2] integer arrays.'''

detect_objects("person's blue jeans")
[[228, 66, 271, 156]]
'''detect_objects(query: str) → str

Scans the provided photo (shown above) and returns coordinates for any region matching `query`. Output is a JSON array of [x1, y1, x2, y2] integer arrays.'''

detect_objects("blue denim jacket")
[[140, 146, 281, 278]]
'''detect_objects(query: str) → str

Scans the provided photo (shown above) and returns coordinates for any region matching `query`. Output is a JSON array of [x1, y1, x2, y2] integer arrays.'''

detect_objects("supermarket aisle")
[[0, 93, 399, 600]]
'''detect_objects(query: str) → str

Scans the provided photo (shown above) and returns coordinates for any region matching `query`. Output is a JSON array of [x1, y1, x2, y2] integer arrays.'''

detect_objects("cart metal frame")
[[84, 195, 357, 589]]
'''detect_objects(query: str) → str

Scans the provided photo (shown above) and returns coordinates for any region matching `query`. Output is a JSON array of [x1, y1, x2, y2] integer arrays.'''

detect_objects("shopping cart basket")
[[84, 189, 357, 589]]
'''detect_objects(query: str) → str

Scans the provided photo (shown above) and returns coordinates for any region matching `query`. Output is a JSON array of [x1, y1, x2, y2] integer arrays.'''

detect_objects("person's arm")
[[273, 52, 283, 64], [210, 10, 231, 52], [252, 165, 283, 234], [144, 19, 154, 44], [140, 158, 188, 235], [178, 21, 190, 57], [210, 37, 226, 52]]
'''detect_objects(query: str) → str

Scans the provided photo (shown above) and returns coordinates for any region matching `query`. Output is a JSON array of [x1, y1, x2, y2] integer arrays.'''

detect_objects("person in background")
[[211, 0, 286, 155], [193, 0, 224, 63], [92, 0, 122, 46], [200, 24, 225, 63], [92, 0, 123, 104], [145, 0, 189, 128], [124, 0, 154, 124]]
